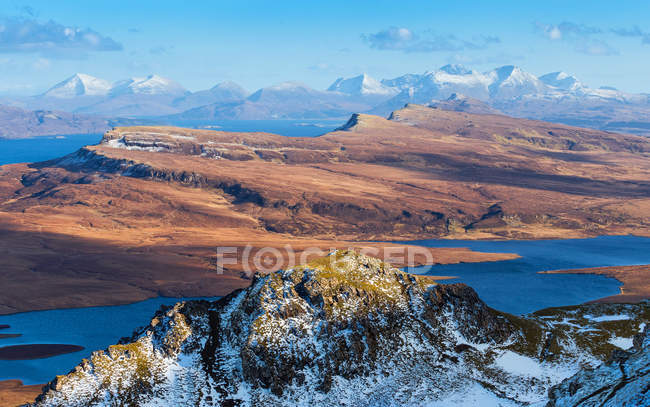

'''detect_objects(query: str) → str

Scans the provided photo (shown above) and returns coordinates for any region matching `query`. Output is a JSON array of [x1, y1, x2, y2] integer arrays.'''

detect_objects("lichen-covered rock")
[[30, 251, 650, 406]]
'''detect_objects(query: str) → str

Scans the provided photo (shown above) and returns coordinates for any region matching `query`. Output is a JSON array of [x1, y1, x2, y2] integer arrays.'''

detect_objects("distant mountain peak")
[[210, 80, 247, 93], [429, 93, 501, 115], [485, 65, 546, 98], [539, 71, 584, 91], [43, 73, 112, 98], [246, 81, 317, 103], [488, 65, 537, 82], [447, 92, 467, 101], [109, 74, 187, 96], [266, 81, 311, 91], [438, 64, 474, 75], [327, 74, 398, 97]]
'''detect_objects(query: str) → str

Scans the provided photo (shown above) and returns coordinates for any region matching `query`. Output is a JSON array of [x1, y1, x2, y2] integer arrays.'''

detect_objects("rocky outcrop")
[[547, 320, 650, 406], [29, 251, 650, 406]]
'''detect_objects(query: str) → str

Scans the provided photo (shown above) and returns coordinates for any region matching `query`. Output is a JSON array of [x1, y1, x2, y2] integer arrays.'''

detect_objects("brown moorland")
[[541, 264, 650, 303], [0, 380, 42, 407], [1, 104, 650, 315]]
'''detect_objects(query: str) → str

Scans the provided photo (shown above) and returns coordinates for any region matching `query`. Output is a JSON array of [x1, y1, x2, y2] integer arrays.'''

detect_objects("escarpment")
[[27, 111, 650, 239], [30, 251, 650, 406]]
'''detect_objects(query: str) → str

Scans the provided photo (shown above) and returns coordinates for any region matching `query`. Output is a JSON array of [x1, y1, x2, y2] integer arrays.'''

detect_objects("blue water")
[[0, 297, 217, 384], [0, 134, 102, 166], [404, 235, 650, 315], [0, 237, 649, 385], [0, 120, 344, 166]]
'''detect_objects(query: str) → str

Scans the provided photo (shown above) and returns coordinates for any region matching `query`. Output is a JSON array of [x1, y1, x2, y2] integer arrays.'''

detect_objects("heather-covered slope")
[[30, 251, 650, 406]]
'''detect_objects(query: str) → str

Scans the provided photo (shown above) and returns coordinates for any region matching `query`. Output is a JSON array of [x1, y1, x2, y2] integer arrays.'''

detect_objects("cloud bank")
[[611, 26, 650, 44], [536, 21, 650, 56], [0, 17, 123, 57], [535, 21, 617, 56], [362, 27, 499, 53]]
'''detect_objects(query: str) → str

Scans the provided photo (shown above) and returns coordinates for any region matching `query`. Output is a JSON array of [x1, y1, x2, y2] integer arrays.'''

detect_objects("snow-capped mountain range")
[[4, 64, 650, 135], [327, 73, 399, 103], [42, 73, 187, 98], [372, 63, 646, 108]]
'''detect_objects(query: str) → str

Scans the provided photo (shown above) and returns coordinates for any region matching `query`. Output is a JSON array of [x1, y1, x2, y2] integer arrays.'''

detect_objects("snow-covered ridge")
[[42, 73, 188, 99], [109, 74, 188, 96], [328, 73, 399, 97], [29, 251, 650, 406], [43, 73, 112, 98]]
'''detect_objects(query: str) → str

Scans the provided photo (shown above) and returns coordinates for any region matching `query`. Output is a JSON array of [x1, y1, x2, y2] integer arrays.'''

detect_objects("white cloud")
[[548, 26, 562, 40], [0, 17, 122, 57], [536, 21, 618, 56], [575, 39, 619, 56]]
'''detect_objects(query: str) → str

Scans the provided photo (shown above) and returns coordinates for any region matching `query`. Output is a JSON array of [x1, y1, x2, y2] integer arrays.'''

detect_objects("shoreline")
[[3, 235, 649, 317], [0, 242, 519, 316], [540, 264, 650, 303]]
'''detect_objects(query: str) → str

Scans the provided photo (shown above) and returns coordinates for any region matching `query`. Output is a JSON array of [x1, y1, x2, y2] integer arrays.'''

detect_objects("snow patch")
[[585, 314, 631, 322], [494, 351, 544, 377], [106, 138, 166, 152], [608, 336, 634, 350]]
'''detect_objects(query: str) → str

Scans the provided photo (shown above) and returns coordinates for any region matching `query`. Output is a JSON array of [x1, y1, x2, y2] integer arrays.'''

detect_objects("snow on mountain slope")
[[485, 65, 548, 99], [327, 73, 399, 98], [548, 322, 650, 406], [109, 74, 188, 97], [26, 67, 650, 134], [43, 74, 112, 98], [30, 251, 650, 406], [375, 64, 543, 109], [422, 64, 492, 100], [381, 73, 422, 90], [539, 72, 585, 92]]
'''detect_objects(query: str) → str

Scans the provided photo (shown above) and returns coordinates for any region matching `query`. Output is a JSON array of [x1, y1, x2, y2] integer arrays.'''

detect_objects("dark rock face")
[[547, 323, 650, 406]]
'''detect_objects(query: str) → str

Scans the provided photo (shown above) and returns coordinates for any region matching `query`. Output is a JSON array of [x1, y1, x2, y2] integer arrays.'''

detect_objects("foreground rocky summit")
[[31, 251, 649, 406]]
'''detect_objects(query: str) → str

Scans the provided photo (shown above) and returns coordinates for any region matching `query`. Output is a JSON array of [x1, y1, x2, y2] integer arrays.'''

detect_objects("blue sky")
[[0, 0, 649, 94]]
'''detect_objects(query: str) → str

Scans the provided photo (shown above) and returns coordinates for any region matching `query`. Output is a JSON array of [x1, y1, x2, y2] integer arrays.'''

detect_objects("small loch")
[[404, 235, 650, 314]]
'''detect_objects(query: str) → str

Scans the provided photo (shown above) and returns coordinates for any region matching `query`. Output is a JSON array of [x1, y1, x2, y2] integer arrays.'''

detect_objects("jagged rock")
[[29, 252, 650, 406], [547, 321, 650, 406]]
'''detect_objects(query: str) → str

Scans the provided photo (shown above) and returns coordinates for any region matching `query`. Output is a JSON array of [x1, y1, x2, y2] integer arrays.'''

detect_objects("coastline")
[[0, 240, 518, 316], [540, 264, 650, 303]]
